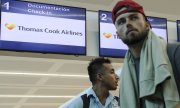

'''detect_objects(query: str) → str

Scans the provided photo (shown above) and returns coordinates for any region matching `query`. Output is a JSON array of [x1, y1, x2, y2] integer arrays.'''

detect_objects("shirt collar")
[[86, 87, 114, 100]]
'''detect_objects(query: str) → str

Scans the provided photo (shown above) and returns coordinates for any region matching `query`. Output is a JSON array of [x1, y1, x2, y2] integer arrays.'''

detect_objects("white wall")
[[167, 21, 178, 43], [86, 11, 99, 56]]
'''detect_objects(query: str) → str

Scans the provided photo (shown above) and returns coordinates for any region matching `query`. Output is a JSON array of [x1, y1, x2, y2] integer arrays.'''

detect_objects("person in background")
[[60, 57, 120, 108], [111, 0, 180, 108]]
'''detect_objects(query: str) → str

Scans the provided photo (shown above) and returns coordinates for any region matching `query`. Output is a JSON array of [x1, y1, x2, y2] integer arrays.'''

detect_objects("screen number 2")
[[101, 14, 108, 21]]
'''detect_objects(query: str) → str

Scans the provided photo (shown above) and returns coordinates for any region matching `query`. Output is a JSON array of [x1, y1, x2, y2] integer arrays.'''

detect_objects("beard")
[[122, 29, 149, 46]]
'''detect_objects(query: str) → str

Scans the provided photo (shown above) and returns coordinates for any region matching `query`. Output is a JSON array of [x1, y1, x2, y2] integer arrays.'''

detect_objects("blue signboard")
[[0, 0, 86, 55]]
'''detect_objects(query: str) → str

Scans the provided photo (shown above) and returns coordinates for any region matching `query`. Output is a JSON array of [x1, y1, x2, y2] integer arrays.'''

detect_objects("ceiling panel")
[[26, 98, 69, 103], [0, 106, 14, 108], [0, 98, 20, 103], [44, 77, 91, 87], [0, 88, 29, 95], [135, 0, 180, 15], [65, 0, 113, 5], [34, 88, 87, 95], [0, 60, 54, 72], [19, 105, 59, 108], [56, 63, 88, 74], [0, 76, 41, 84]]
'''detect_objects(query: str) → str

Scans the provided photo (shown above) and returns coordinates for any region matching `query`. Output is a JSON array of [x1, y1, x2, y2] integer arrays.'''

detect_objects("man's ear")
[[96, 73, 103, 81], [146, 21, 151, 29]]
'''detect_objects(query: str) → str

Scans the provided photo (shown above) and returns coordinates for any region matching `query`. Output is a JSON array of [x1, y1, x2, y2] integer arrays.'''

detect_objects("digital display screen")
[[147, 16, 168, 41], [99, 10, 168, 58], [177, 20, 180, 42], [0, 0, 86, 55]]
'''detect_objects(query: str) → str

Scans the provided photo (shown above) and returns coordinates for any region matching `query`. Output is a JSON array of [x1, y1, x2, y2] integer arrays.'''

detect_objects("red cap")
[[112, 0, 145, 24]]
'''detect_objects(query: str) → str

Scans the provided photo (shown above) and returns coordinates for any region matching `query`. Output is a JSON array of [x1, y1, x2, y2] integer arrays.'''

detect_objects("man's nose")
[[126, 19, 133, 28], [115, 74, 119, 80]]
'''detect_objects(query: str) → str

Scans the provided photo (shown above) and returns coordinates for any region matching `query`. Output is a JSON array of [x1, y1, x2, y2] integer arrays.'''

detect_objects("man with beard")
[[112, 0, 180, 108]]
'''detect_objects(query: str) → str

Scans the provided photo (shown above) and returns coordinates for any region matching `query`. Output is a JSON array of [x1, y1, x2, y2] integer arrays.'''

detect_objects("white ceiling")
[[1, 0, 180, 108]]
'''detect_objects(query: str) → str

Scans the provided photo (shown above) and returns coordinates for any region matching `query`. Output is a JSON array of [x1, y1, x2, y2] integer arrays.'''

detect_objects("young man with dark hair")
[[61, 57, 119, 108], [112, 0, 180, 108]]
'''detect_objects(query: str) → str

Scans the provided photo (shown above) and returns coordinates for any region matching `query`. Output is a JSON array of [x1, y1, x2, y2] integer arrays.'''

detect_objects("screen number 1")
[[3, 2, 10, 10]]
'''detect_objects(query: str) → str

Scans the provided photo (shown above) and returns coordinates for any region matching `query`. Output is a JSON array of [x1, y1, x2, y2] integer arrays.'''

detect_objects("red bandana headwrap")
[[112, 0, 145, 24]]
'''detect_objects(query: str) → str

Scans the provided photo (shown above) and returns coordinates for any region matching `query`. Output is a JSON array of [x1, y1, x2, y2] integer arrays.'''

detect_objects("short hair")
[[87, 57, 111, 83]]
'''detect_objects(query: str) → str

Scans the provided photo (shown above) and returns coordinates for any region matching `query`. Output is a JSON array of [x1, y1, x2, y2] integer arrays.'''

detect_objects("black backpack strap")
[[167, 43, 180, 96], [114, 96, 120, 106], [81, 94, 90, 108]]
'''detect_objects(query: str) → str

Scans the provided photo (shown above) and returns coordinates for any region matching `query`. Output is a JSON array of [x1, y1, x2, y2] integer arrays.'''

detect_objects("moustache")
[[126, 28, 138, 35]]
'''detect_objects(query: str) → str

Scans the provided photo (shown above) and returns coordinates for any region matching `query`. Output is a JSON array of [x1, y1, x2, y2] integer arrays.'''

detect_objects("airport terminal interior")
[[0, 0, 180, 108]]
